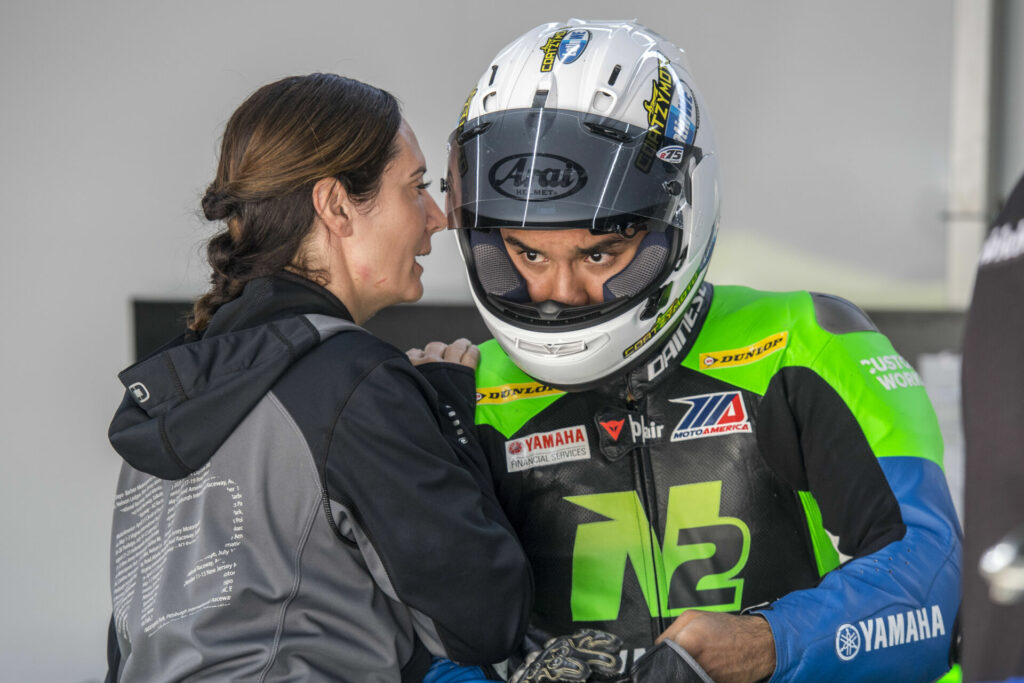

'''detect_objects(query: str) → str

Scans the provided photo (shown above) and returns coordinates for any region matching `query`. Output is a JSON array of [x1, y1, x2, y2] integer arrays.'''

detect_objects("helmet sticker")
[[488, 153, 588, 201], [656, 145, 687, 164], [457, 87, 476, 129], [622, 269, 701, 358], [636, 59, 676, 172], [637, 59, 700, 172], [539, 29, 570, 72], [557, 29, 590, 65], [455, 87, 477, 176]]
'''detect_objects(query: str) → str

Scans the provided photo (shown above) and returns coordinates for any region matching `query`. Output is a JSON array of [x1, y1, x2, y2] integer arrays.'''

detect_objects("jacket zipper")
[[625, 375, 668, 642]]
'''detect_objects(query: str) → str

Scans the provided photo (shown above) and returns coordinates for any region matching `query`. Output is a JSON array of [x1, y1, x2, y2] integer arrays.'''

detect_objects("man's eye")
[[524, 251, 540, 262], [416, 180, 432, 192], [589, 253, 608, 263]]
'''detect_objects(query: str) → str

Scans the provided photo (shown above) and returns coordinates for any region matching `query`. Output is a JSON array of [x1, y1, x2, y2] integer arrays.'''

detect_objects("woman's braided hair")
[[190, 73, 402, 331]]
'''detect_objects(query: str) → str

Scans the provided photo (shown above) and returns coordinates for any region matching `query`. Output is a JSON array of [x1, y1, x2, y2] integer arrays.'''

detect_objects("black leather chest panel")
[[487, 368, 821, 648]]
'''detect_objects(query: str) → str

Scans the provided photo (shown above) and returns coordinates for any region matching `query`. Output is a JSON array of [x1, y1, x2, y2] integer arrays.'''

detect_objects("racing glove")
[[508, 629, 623, 683]]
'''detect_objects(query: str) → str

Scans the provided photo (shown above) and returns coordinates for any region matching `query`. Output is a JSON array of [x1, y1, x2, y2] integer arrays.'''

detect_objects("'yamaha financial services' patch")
[[505, 425, 591, 472]]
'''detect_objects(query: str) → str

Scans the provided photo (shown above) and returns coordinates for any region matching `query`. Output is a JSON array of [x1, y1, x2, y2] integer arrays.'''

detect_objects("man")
[[960, 171, 1024, 683], [428, 19, 961, 682]]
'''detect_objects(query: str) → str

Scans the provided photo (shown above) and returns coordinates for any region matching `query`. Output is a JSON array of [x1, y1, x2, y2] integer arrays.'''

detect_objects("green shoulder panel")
[[475, 339, 567, 439], [682, 285, 943, 469]]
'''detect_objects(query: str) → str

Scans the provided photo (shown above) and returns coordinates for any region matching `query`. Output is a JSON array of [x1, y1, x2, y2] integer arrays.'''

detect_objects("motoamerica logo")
[[835, 605, 946, 662], [669, 391, 751, 442], [489, 154, 587, 202]]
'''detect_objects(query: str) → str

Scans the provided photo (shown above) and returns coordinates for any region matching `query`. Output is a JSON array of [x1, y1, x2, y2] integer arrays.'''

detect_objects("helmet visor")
[[446, 108, 701, 233]]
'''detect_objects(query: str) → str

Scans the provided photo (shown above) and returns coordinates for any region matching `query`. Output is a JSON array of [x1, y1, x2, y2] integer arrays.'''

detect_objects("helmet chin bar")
[[490, 295, 626, 325]]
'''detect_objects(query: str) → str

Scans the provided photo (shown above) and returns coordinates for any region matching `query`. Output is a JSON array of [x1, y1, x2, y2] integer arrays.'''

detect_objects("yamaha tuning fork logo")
[[488, 153, 587, 202], [835, 624, 861, 661]]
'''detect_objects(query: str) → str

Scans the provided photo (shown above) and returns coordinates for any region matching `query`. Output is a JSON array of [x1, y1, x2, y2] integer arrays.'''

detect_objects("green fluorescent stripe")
[[935, 664, 961, 683], [682, 286, 944, 469], [798, 491, 840, 577], [474, 340, 566, 438]]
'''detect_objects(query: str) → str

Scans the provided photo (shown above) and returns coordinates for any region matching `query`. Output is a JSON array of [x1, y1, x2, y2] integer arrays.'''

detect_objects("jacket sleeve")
[[323, 356, 533, 665], [754, 330, 962, 682]]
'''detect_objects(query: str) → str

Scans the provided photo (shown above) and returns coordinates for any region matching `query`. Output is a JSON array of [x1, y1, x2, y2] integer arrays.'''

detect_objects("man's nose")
[[548, 266, 590, 306]]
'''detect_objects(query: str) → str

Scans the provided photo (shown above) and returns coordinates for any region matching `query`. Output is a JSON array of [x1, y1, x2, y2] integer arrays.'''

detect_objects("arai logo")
[[489, 154, 587, 202], [557, 30, 590, 64]]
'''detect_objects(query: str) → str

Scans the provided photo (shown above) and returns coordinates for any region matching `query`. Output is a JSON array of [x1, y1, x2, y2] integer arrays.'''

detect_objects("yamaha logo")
[[836, 623, 860, 661], [489, 154, 587, 202]]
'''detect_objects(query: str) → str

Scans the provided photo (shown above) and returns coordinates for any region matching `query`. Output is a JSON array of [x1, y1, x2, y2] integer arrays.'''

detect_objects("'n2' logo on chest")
[[565, 480, 750, 621]]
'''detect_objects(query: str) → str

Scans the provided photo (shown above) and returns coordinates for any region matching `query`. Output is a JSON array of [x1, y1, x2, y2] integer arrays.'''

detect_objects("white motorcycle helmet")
[[444, 19, 721, 390]]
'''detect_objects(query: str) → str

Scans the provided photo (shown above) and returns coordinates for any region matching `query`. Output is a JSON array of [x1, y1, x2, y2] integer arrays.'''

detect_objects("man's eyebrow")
[[503, 234, 543, 255], [575, 235, 630, 256], [503, 233, 633, 256], [409, 165, 427, 179]]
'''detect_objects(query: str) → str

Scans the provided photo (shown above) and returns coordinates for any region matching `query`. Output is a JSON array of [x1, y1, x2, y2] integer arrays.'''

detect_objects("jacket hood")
[[108, 274, 355, 479]]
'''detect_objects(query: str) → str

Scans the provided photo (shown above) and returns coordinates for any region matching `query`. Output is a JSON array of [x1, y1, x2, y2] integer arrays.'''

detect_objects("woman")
[[105, 73, 531, 682]]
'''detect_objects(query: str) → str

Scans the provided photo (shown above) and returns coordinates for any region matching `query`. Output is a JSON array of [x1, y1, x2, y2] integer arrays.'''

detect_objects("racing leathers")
[[470, 282, 962, 681]]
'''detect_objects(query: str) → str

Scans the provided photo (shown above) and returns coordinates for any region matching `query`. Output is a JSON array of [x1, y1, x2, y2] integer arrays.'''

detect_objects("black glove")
[[508, 629, 623, 683], [615, 641, 714, 683]]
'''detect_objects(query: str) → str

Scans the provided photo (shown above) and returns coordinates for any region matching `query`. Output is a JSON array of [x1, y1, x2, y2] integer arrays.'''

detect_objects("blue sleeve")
[[755, 457, 961, 681], [423, 657, 491, 683]]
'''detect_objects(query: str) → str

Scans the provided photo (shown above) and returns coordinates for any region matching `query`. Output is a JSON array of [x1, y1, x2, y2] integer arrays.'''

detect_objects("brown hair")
[[191, 73, 402, 331]]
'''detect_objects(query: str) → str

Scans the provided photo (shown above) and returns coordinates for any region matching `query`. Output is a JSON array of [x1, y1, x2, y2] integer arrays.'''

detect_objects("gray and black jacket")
[[105, 273, 532, 682]]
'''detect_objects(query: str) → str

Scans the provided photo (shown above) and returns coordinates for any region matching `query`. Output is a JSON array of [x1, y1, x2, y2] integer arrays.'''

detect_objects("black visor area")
[[468, 228, 670, 304], [459, 226, 682, 329], [446, 108, 701, 234]]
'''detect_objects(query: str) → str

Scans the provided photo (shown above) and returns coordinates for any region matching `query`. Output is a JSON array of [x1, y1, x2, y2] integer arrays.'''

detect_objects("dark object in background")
[[960, 173, 1024, 682], [132, 299, 965, 363], [132, 300, 492, 361], [132, 299, 965, 364]]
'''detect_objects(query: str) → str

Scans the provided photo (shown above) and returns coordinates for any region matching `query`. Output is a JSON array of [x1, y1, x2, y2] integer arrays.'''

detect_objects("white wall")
[[1, 1, 1003, 680], [998, 0, 1024, 200]]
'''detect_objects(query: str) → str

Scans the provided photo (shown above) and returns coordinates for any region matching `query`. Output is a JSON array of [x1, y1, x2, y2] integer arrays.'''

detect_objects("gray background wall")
[[1, 1, 1021, 680]]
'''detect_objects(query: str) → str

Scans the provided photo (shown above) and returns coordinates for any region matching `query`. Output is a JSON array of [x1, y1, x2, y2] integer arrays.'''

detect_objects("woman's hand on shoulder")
[[406, 338, 480, 369]]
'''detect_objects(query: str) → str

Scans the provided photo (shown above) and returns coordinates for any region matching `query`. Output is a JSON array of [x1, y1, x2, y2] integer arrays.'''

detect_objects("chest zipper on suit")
[[625, 377, 670, 641]]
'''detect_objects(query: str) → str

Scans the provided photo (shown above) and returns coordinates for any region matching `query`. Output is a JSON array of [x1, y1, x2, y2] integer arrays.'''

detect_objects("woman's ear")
[[311, 177, 353, 238]]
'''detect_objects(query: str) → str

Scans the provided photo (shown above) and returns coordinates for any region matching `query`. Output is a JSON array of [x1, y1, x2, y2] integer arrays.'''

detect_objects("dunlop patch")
[[699, 331, 788, 369], [476, 381, 564, 405]]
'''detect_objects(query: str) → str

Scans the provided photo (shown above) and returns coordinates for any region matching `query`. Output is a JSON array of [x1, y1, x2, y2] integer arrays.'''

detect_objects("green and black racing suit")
[[471, 282, 962, 682]]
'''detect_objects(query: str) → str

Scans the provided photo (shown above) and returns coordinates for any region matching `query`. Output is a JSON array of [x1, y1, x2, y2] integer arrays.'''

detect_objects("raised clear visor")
[[446, 108, 701, 233]]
